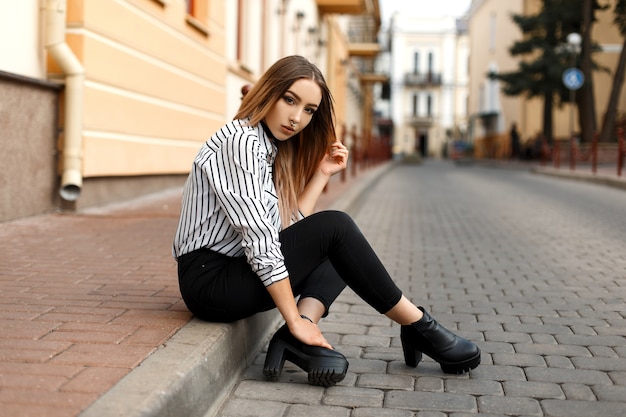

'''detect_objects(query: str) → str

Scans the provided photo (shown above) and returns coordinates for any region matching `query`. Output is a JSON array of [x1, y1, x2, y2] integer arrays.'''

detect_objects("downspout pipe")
[[44, 0, 84, 201]]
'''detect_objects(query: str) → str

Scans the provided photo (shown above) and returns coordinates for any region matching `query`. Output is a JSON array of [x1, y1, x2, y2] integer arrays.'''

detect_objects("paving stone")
[[469, 365, 527, 382], [286, 404, 350, 417], [351, 407, 413, 417], [560, 383, 597, 401], [608, 370, 626, 384], [361, 346, 403, 361], [322, 386, 384, 408], [477, 395, 542, 416], [492, 353, 546, 367], [484, 331, 533, 344], [342, 357, 388, 374], [476, 341, 516, 354], [319, 322, 368, 336], [514, 343, 592, 357], [357, 373, 414, 390], [592, 384, 626, 402], [415, 412, 447, 417], [571, 356, 626, 371], [218, 398, 287, 417], [367, 325, 399, 337], [544, 356, 574, 369], [384, 391, 477, 412], [449, 413, 513, 417], [445, 379, 503, 396], [554, 334, 626, 347], [341, 334, 391, 348], [588, 345, 619, 358], [541, 399, 625, 417], [504, 323, 574, 335], [526, 367, 613, 385], [531, 334, 558, 344], [415, 376, 444, 392], [232, 381, 323, 404], [502, 380, 565, 399], [386, 361, 444, 377]]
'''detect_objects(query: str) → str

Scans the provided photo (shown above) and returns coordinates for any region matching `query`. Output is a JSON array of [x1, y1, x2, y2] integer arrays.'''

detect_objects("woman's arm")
[[298, 140, 349, 216]]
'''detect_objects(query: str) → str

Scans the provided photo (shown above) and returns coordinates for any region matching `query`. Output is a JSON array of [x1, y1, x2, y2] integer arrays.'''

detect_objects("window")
[[185, 0, 209, 36], [426, 94, 432, 116], [412, 93, 419, 116], [413, 52, 419, 74]]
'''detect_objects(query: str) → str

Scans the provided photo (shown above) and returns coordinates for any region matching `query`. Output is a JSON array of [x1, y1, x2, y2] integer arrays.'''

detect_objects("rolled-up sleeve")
[[207, 130, 288, 286]]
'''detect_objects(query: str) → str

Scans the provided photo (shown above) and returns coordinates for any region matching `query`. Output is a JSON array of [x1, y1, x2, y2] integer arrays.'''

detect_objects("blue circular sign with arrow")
[[563, 68, 584, 90]]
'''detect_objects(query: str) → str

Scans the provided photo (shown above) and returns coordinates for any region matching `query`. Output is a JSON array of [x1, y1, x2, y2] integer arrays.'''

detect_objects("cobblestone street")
[[218, 160, 626, 417]]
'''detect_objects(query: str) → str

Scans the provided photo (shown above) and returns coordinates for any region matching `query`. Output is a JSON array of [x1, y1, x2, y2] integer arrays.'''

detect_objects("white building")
[[384, 13, 469, 158]]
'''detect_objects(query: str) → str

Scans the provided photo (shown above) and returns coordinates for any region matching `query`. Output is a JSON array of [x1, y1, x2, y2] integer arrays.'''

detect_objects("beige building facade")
[[0, 0, 382, 222], [467, 0, 626, 157], [385, 13, 470, 159]]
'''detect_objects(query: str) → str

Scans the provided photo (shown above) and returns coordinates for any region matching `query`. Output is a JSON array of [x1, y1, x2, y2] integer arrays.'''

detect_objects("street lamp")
[[563, 32, 583, 168]]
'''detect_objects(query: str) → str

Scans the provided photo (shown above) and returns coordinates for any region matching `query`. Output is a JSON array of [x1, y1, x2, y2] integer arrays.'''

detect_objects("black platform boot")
[[263, 320, 349, 387], [400, 307, 481, 374]]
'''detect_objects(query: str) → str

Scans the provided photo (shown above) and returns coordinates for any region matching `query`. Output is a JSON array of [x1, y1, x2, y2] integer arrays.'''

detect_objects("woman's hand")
[[318, 140, 349, 177], [288, 316, 333, 350]]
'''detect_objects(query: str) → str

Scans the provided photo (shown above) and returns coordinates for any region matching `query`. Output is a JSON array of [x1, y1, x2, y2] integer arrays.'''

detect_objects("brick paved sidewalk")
[[0, 163, 383, 417]]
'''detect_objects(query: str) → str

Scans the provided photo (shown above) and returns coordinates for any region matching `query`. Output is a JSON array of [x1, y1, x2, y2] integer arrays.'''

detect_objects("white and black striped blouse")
[[172, 119, 289, 287]]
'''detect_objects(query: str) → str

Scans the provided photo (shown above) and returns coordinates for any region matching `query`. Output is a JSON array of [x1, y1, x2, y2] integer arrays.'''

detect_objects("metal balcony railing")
[[406, 115, 434, 127], [404, 72, 442, 86]]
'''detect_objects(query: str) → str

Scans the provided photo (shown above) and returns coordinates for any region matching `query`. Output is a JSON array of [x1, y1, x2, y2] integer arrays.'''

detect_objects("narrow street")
[[217, 160, 626, 417]]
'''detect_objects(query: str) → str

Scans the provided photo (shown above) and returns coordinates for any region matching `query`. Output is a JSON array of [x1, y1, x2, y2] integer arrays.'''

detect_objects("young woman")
[[173, 55, 480, 388]]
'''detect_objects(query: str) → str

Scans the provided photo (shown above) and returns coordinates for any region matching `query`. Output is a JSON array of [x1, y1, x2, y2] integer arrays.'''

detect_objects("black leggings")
[[177, 210, 403, 322]]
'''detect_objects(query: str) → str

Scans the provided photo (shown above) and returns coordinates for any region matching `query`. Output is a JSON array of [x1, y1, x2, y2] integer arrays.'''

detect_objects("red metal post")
[[591, 131, 598, 174], [350, 125, 357, 177], [570, 134, 576, 171], [340, 124, 347, 182], [554, 140, 561, 169], [618, 128, 624, 177]]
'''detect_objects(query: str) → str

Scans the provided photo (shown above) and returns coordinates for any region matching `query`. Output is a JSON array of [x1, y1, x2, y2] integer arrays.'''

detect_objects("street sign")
[[563, 68, 584, 90]]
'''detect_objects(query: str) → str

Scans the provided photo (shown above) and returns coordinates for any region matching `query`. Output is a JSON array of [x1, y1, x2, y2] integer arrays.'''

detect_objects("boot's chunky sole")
[[401, 341, 481, 374], [263, 337, 348, 387]]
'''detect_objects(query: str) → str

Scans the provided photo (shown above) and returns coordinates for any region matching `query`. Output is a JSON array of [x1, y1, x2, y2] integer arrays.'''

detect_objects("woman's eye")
[[304, 107, 315, 115], [284, 96, 295, 104]]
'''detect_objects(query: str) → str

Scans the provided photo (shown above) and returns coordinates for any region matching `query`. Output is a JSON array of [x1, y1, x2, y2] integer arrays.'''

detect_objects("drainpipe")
[[44, 0, 84, 201]]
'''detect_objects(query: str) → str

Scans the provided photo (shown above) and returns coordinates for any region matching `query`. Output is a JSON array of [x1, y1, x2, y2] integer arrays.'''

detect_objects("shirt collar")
[[258, 121, 277, 165]]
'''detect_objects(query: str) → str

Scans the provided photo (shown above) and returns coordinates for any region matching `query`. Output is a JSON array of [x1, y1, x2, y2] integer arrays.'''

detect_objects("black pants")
[[177, 210, 403, 322]]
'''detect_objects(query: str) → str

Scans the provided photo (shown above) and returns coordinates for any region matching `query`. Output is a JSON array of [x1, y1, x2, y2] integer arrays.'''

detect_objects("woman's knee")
[[313, 210, 357, 231]]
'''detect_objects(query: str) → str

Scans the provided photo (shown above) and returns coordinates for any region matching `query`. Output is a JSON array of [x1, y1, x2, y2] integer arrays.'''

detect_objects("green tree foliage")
[[492, 0, 605, 143], [599, 0, 626, 142]]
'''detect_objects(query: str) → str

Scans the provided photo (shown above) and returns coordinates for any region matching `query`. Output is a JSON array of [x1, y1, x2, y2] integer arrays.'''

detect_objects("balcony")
[[406, 115, 434, 128], [348, 42, 380, 57], [316, 0, 367, 14], [404, 72, 442, 86]]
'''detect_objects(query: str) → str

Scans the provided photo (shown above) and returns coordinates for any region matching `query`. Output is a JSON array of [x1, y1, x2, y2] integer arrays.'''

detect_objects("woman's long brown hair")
[[234, 56, 337, 227]]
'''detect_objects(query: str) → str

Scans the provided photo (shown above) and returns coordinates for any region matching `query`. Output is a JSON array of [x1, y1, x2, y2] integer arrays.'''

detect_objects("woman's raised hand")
[[318, 140, 349, 177]]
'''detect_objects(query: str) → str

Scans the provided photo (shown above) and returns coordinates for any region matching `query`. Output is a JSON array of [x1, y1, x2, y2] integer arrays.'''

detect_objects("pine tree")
[[599, 0, 626, 142], [491, 0, 600, 143]]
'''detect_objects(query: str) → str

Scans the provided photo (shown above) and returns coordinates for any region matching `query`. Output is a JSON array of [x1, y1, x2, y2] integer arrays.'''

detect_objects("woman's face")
[[263, 78, 322, 141]]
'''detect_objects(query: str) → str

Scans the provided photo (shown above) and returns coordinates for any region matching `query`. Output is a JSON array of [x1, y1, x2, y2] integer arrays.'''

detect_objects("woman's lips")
[[280, 125, 295, 134]]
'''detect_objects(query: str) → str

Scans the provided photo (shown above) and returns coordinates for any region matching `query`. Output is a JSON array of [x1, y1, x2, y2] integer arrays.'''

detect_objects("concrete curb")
[[77, 161, 398, 417], [531, 166, 626, 192]]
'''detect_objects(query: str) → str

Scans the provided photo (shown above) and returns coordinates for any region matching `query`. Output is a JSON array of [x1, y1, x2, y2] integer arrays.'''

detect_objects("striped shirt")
[[172, 119, 289, 287]]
